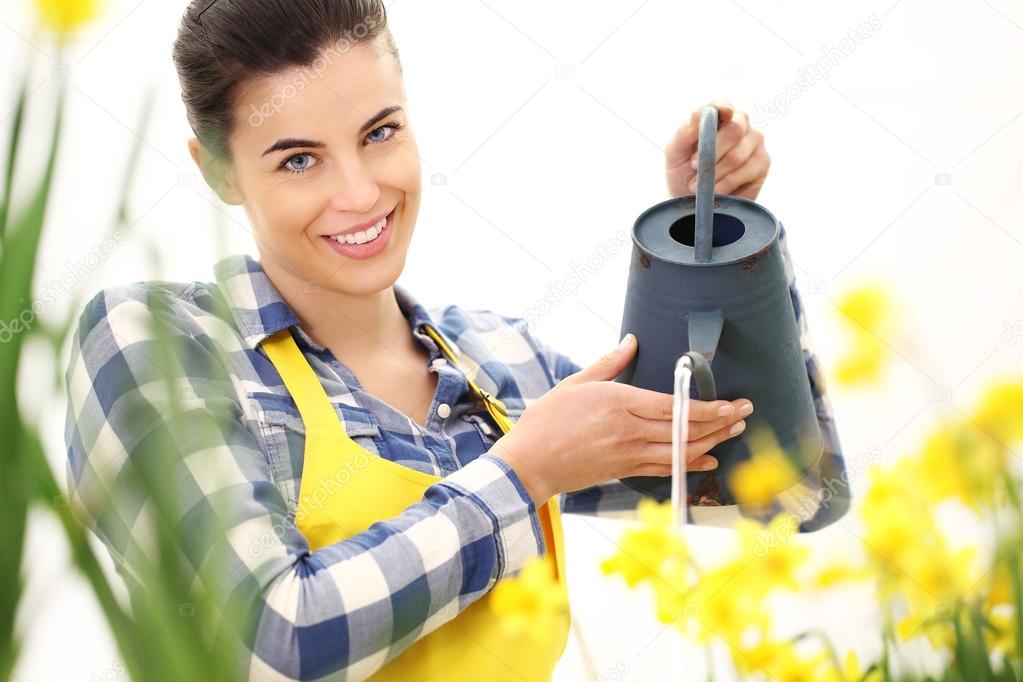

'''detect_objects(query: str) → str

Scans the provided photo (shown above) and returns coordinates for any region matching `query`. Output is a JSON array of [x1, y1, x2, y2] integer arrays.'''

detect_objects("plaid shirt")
[[64, 224, 845, 680]]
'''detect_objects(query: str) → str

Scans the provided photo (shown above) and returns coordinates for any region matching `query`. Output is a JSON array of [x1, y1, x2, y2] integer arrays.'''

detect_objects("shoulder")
[[68, 278, 241, 385], [73, 278, 233, 348], [430, 302, 536, 363], [426, 302, 572, 396]]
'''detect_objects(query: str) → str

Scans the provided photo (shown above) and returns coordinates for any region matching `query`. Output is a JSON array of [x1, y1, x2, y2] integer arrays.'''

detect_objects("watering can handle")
[[682, 350, 716, 402], [682, 309, 723, 401], [694, 106, 719, 263]]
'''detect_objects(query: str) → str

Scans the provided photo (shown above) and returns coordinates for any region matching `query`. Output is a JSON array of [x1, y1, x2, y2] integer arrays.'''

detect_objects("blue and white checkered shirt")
[[64, 225, 845, 680]]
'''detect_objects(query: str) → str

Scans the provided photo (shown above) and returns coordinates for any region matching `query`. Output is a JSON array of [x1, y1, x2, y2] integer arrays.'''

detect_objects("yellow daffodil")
[[736, 638, 829, 682], [810, 559, 874, 590], [600, 498, 688, 587], [859, 462, 933, 566], [985, 561, 1015, 609], [729, 423, 804, 511], [678, 559, 768, 645], [917, 417, 1005, 510], [833, 648, 884, 682], [832, 282, 898, 387], [973, 377, 1023, 447], [35, 0, 100, 39], [600, 368, 1022, 681], [810, 650, 883, 678], [835, 282, 894, 332], [984, 608, 1018, 657], [490, 556, 567, 641], [834, 334, 888, 386], [734, 514, 810, 595]]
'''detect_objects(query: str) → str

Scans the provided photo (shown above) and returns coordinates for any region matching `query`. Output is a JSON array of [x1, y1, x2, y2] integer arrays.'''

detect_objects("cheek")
[[247, 179, 326, 243], [384, 137, 422, 191]]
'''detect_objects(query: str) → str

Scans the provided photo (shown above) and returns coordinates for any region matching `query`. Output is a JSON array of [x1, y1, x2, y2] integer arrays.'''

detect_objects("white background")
[[3, 0, 1022, 680]]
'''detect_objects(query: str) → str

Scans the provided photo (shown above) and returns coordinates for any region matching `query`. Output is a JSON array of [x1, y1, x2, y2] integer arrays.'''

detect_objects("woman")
[[64, 1, 839, 680]]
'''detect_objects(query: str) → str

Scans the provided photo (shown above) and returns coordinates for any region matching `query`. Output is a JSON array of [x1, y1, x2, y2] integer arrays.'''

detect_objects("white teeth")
[[330, 216, 388, 245]]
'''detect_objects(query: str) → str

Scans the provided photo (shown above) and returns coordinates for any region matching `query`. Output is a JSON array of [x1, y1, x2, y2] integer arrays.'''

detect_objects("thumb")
[[562, 333, 636, 385]]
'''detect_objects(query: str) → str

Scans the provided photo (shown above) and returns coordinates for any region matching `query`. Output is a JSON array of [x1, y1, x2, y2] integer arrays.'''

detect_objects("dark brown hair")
[[172, 0, 400, 161]]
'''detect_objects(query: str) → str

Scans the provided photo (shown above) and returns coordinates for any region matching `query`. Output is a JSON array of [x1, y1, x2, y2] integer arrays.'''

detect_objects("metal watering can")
[[613, 106, 846, 526]]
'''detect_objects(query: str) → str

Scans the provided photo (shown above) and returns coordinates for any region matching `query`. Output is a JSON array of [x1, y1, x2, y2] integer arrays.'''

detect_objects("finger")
[[708, 97, 735, 124], [561, 333, 636, 386], [687, 407, 749, 441], [688, 454, 719, 472], [621, 385, 674, 420], [633, 398, 751, 443], [686, 119, 747, 179], [715, 142, 770, 196], [731, 180, 766, 201], [629, 462, 673, 477], [687, 398, 751, 422], [687, 419, 746, 460], [665, 120, 700, 175], [712, 128, 760, 181], [667, 100, 734, 169], [633, 443, 719, 473], [691, 99, 734, 127], [628, 458, 719, 477], [636, 415, 674, 443]]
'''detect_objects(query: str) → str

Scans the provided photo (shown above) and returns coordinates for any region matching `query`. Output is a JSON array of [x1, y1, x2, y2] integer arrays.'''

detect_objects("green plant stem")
[[880, 596, 895, 681]]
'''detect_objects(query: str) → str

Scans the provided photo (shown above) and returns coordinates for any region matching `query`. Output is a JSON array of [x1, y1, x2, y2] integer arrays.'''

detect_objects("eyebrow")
[[261, 105, 404, 157]]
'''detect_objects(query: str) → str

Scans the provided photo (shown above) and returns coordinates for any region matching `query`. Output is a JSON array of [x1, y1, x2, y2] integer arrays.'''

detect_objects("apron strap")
[[262, 328, 346, 433], [419, 323, 515, 434]]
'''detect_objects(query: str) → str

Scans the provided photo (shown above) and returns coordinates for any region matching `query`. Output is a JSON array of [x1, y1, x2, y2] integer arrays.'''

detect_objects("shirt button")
[[478, 420, 493, 436], [437, 403, 451, 419], [432, 358, 447, 368]]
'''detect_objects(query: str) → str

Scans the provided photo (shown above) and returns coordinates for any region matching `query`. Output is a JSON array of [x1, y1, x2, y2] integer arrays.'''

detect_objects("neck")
[[264, 264, 411, 360]]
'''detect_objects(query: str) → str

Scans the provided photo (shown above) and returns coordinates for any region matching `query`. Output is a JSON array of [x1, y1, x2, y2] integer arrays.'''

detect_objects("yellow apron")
[[261, 323, 570, 680]]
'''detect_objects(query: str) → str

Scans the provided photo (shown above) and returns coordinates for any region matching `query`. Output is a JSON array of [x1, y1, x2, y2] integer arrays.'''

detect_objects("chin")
[[323, 249, 410, 297]]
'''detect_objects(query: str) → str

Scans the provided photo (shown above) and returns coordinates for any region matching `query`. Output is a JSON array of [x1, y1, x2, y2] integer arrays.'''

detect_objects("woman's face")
[[215, 39, 420, 297]]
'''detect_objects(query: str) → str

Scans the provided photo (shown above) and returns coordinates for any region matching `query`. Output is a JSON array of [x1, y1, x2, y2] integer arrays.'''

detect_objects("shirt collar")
[[212, 253, 458, 357]]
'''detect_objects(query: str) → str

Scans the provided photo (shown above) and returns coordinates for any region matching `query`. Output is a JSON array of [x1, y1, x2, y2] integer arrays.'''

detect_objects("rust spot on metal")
[[639, 253, 651, 268], [686, 474, 722, 506], [741, 254, 759, 271]]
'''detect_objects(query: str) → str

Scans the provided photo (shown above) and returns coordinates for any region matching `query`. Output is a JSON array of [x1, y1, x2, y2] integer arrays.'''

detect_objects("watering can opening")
[[669, 213, 746, 249]]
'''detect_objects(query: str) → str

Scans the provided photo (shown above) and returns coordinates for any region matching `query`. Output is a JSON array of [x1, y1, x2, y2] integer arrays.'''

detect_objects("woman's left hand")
[[664, 97, 771, 201]]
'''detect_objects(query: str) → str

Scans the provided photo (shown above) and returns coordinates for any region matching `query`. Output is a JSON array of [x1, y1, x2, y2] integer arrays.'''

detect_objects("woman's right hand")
[[491, 333, 753, 506]]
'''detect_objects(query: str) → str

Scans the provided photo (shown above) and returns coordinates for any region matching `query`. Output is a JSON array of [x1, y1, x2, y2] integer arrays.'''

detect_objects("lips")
[[327, 208, 390, 242], [321, 208, 394, 260]]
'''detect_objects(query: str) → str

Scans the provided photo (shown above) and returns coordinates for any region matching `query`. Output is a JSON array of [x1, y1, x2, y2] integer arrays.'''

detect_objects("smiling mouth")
[[326, 209, 393, 245]]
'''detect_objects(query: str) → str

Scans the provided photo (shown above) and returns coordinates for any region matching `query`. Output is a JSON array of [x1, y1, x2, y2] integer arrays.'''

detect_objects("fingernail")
[[739, 403, 753, 416], [617, 333, 633, 349], [729, 421, 746, 436], [701, 458, 718, 470], [690, 158, 698, 169], [717, 404, 734, 416]]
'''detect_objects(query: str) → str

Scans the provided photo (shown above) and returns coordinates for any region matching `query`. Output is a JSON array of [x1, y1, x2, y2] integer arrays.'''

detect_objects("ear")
[[187, 138, 244, 205]]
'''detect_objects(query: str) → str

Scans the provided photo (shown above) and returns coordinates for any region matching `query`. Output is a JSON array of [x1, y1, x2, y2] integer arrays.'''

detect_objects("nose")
[[327, 155, 381, 214]]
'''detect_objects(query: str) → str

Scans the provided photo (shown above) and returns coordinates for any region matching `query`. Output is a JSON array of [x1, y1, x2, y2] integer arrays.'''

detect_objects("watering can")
[[613, 106, 848, 528]]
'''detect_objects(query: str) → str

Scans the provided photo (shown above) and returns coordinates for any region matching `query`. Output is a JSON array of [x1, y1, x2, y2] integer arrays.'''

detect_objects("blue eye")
[[367, 122, 403, 144], [278, 122, 404, 175], [283, 153, 315, 174]]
